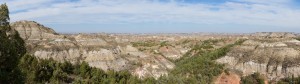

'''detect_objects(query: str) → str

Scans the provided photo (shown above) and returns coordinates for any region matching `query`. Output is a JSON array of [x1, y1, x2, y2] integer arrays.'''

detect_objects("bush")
[[18, 54, 145, 83], [168, 39, 245, 83], [241, 73, 265, 84]]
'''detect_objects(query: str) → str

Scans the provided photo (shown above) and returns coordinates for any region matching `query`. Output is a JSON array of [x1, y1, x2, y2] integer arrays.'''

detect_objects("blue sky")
[[1, 0, 300, 33]]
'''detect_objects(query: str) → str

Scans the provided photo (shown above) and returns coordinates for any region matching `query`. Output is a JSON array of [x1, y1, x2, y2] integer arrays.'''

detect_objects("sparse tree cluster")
[[18, 54, 146, 84]]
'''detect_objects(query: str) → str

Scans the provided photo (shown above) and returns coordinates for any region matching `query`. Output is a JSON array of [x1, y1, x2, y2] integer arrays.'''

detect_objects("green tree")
[[18, 54, 39, 83], [80, 61, 90, 78], [0, 3, 26, 83], [50, 68, 68, 83], [61, 61, 74, 74], [0, 3, 9, 28]]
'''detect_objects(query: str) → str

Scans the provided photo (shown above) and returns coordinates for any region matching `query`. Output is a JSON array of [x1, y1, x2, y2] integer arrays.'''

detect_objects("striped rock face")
[[11, 20, 60, 40], [217, 39, 300, 81], [10, 20, 184, 79], [12, 20, 300, 81]]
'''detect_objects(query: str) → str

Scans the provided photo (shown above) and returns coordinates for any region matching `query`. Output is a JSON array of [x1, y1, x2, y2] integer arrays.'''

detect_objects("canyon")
[[11, 20, 300, 82]]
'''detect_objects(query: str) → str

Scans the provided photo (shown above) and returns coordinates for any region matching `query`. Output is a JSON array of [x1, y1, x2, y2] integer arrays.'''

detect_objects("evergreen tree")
[[80, 61, 90, 78], [0, 3, 26, 83], [0, 3, 9, 28]]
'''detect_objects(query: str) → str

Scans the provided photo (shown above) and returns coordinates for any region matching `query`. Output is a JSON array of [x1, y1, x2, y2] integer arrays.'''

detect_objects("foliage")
[[159, 41, 171, 47], [0, 3, 9, 27], [0, 3, 26, 83], [18, 54, 151, 83], [132, 41, 157, 47], [241, 73, 265, 84], [295, 37, 300, 41], [157, 39, 246, 83], [175, 39, 216, 63], [277, 75, 300, 84]]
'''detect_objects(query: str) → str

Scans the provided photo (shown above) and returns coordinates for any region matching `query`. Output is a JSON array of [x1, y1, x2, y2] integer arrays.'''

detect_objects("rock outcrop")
[[11, 20, 300, 81], [11, 20, 178, 78], [11, 21, 60, 40], [251, 32, 296, 38], [217, 39, 300, 81]]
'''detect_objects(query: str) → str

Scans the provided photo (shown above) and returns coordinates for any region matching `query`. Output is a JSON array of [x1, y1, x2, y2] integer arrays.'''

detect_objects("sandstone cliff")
[[11, 21, 60, 40], [11, 20, 300, 81], [11, 21, 182, 78], [217, 38, 300, 81]]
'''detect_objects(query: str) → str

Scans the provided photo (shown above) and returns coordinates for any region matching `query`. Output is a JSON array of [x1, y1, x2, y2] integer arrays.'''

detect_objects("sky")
[[1, 0, 300, 33]]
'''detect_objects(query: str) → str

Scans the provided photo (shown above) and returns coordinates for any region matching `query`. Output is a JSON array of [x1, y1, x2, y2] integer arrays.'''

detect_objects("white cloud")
[[1, 0, 300, 28], [3, 0, 53, 12], [233, 0, 291, 4]]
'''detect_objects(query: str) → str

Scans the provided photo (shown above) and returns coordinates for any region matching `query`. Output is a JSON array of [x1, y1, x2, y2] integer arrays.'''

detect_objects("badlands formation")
[[11, 20, 300, 81]]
